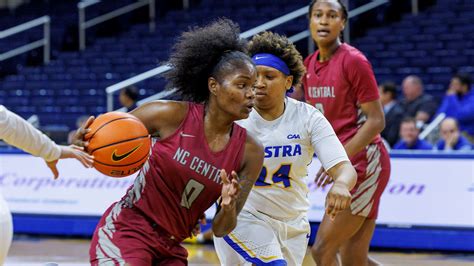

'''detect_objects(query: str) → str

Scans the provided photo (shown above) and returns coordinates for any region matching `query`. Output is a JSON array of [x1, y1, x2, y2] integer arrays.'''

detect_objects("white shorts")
[[214, 207, 310, 266]]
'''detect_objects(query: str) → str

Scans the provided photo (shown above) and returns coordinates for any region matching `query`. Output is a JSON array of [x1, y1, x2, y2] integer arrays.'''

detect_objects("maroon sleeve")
[[345, 51, 380, 104]]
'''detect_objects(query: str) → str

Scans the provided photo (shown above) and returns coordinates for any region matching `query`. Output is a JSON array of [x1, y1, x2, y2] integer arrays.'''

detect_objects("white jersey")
[[237, 97, 348, 219], [0, 105, 61, 162]]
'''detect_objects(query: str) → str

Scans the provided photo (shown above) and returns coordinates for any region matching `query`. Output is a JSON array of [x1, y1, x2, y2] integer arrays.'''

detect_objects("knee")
[[311, 241, 337, 262]]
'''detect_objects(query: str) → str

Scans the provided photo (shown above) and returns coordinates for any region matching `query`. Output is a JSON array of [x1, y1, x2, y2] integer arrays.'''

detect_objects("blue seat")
[[427, 67, 453, 74], [396, 67, 423, 75], [416, 42, 443, 50], [433, 50, 458, 57], [401, 50, 427, 58]]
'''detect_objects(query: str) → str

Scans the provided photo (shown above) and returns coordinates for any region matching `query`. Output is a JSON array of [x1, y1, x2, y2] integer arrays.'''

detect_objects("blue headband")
[[251, 53, 290, 76]]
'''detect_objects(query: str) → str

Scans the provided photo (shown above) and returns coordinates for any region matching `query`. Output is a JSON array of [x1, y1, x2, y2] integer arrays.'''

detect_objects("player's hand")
[[314, 166, 333, 187], [71, 116, 95, 148], [59, 145, 94, 167], [220, 170, 240, 212], [45, 145, 94, 179], [192, 213, 207, 236], [325, 182, 351, 220]]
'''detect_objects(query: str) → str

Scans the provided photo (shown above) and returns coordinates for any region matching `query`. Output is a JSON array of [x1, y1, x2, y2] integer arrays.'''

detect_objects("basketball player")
[[302, 1, 391, 265], [73, 19, 264, 265], [213, 31, 357, 265], [0, 104, 93, 265]]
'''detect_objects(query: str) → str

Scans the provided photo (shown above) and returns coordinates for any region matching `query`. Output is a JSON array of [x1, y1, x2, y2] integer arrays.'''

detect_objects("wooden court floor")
[[5, 236, 474, 265]]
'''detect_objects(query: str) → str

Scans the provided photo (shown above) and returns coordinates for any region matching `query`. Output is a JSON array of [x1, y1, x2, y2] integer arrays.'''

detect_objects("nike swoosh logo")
[[255, 56, 266, 60], [111, 144, 142, 161], [180, 132, 195, 138]]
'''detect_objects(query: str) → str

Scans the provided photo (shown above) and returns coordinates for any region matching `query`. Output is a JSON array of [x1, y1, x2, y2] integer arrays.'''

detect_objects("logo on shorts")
[[111, 144, 142, 161]]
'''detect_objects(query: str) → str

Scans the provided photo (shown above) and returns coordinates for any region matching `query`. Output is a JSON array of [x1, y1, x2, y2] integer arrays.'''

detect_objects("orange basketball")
[[84, 112, 151, 177]]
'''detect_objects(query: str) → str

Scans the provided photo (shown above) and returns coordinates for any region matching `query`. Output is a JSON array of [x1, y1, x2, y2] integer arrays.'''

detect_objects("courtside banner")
[[1, 152, 473, 228], [0, 154, 136, 215], [306, 155, 474, 228]]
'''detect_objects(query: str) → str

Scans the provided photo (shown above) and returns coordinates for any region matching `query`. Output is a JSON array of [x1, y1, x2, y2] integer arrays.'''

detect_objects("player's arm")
[[309, 109, 357, 218], [344, 100, 385, 157], [212, 133, 264, 237], [0, 105, 93, 178], [130, 100, 188, 138], [325, 161, 357, 218], [344, 54, 385, 157]]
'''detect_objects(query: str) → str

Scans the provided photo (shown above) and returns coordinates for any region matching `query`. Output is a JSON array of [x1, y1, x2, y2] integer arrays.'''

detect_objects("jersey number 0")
[[180, 179, 205, 209]]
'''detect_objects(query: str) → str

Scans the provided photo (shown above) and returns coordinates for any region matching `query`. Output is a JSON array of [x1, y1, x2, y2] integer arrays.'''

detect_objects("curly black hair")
[[308, 0, 348, 20], [164, 18, 251, 102], [247, 31, 305, 87]]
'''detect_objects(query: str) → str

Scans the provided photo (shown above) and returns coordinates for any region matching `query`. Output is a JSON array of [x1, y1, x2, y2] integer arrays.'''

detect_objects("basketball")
[[84, 112, 151, 177]]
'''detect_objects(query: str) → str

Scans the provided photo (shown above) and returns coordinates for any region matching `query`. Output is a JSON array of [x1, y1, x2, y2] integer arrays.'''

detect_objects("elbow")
[[213, 230, 227, 238], [212, 224, 236, 238], [373, 115, 385, 133]]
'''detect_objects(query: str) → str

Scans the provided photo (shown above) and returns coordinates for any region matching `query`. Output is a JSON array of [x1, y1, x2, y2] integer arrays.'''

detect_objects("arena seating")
[[1, 0, 472, 132]]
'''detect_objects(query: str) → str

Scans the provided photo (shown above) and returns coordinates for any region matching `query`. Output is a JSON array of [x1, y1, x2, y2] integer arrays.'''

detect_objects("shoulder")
[[244, 130, 263, 155], [420, 94, 435, 102], [0, 105, 6, 120], [339, 44, 371, 67], [392, 104, 405, 115], [130, 100, 189, 134], [287, 98, 325, 124], [240, 130, 264, 173], [288, 98, 319, 116]]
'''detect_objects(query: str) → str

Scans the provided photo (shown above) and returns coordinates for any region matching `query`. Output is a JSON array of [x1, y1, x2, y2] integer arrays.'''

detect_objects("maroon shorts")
[[349, 142, 391, 219], [89, 203, 188, 265]]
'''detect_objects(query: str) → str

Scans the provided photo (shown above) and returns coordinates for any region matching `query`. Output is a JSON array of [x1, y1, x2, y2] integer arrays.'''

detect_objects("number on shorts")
[[315, 103, 324, 114], [181, 179, 205, 209], [255, 164, 292, 188]]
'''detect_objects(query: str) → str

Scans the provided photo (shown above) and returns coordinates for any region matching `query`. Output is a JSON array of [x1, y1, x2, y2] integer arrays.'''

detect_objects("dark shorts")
[[89, 203, 188, 265]]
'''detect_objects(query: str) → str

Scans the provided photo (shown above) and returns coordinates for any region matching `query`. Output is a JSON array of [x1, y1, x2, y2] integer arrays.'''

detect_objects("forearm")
[[328, 161, 357, 190], [344, 117, 384, 157], [212, 207, 237, 237], [0, 106, 61, 161]]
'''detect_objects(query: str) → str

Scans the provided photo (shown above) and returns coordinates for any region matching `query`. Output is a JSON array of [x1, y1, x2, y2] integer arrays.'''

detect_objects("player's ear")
[[286, 75, 294, 90], [208, 77, 218, 96]]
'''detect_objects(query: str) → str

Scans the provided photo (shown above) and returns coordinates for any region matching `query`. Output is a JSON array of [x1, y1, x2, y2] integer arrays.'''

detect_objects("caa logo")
[[287, 134, 300, 139]]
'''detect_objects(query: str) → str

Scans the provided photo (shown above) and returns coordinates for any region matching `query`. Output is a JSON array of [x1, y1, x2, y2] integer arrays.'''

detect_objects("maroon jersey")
[[121, 102, 246, 241], [303, 43, 381, 145]]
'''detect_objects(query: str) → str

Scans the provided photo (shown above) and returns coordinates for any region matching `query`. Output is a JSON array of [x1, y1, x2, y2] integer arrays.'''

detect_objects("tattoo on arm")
[[236, 175, 254, 214]]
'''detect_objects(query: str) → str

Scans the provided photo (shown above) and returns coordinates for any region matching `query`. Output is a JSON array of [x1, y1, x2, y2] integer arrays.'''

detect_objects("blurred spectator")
[[68, 116, 89, 144], [379, 82, 404, 147], [119, 86, 139, 112], [436, 73, 474, 140], [400, 75, 438, 124], [393, 117, 433, 150], [435, 118, 472, 151]]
